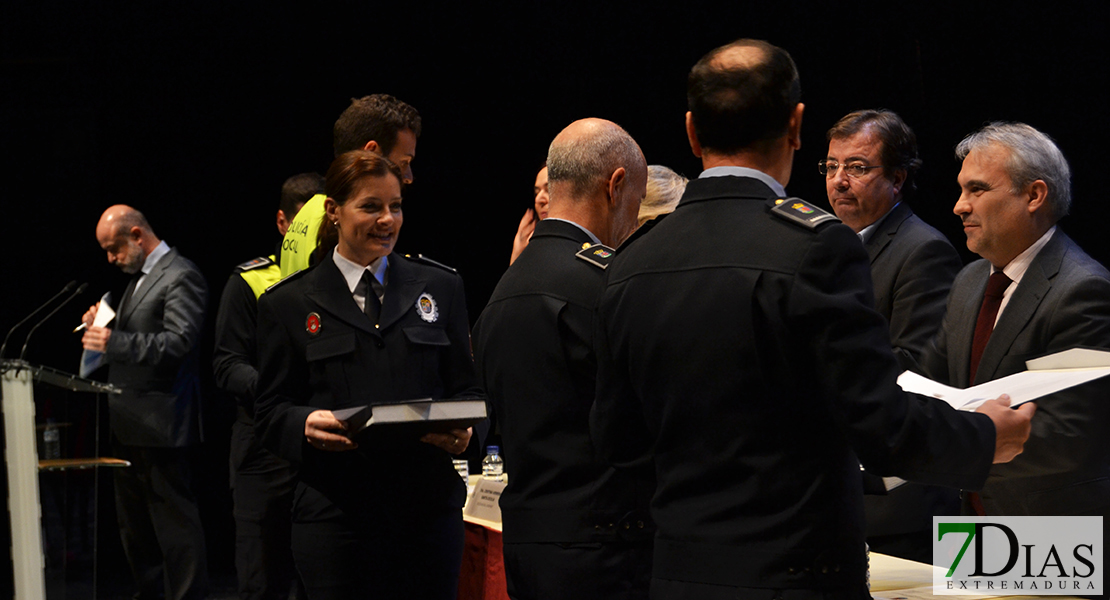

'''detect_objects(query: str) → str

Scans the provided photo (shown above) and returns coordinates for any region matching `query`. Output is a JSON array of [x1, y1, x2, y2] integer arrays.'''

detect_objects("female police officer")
[[254, 150, 483, 599]]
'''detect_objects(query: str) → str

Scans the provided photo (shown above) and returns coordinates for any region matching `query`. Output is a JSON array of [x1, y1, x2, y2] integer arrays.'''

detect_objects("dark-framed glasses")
[[818, 161, 883, 178]]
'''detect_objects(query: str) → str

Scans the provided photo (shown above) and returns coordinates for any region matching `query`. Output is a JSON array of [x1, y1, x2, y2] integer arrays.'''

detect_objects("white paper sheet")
[[898, 348, 1110, 411], [78, 293, 114, 378]]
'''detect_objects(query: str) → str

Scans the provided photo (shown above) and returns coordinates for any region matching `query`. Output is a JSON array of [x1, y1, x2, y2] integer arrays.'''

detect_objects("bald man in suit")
[[82, 205, 208, 600]]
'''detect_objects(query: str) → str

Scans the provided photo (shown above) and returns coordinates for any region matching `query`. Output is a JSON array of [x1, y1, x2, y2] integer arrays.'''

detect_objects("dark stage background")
[[2, 2, 1108, 595]]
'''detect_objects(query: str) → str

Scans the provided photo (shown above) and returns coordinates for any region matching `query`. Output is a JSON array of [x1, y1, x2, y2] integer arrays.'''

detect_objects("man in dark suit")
[[590, 39, 1035, 600], [81, 204, 208, 600], [824, 110, 963, 562], [920, 122, 1110, 524], [473, 118, 653, 600], [824, 109, 962, 363]]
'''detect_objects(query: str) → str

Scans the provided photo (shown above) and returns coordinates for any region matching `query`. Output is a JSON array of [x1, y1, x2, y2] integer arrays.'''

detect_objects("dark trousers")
[[504, 539, 653, 600], [290, 482, 464, 600], [230, 413, 302, 600], [112, 442, 209, 600]]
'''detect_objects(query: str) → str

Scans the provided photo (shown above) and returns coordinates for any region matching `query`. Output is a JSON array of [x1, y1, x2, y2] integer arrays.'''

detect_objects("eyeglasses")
[[818, 161, 884, 179]]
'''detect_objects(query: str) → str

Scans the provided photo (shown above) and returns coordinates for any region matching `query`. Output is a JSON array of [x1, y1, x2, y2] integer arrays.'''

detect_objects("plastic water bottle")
[[43, 420, 61, 460], [482, 446, 504, 482]]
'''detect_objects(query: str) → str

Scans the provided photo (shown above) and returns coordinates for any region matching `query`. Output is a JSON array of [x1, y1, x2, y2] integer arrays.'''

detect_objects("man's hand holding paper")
[[974, 396, 1037, 463]]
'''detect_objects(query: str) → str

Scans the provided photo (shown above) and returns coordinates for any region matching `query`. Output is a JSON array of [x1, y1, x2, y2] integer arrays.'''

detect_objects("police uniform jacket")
[[473, 219, 654, 544], [591, 175, 996, 593], [254, 249, 484, 511], [213, 255, 281, 413]]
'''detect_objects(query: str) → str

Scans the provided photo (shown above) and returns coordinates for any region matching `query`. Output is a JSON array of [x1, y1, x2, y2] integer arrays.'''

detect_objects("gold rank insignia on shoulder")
[[769, 197, 840, 230], [576, 243, 617, 269], [235, 256, 274, 272]]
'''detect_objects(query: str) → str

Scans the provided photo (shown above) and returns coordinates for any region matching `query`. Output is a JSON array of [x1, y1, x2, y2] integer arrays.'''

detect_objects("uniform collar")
[[699, 166, 786, 197], [543, 217, 601, 246], [332, 249, 389, 293]]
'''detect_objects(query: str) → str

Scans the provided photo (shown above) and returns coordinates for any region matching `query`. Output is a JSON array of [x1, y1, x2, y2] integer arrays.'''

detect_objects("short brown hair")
[[332, 94, 421, 157], [687, 39, 801, 155], [827, 109, 922, 198]]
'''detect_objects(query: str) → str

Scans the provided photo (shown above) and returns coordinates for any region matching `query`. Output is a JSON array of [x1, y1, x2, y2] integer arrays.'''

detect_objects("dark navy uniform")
[[255, 249, 484, 600], [591, 175, 996, 599], [212, 255, 301, 600], [473, 219, 654, 600]]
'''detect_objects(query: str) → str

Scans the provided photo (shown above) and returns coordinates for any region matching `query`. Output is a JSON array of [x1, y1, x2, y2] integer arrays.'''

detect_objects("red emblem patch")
[[306, 312, 321, 335]]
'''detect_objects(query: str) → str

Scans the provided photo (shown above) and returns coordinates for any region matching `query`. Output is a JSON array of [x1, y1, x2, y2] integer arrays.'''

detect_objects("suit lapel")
[[119, 249, 176, 327], [973, 232, 1066, 383], [305, 253, 378, 336], [116, 277, 139, 327], [380, 256, 427, 331], [864, 204, 910, 264]]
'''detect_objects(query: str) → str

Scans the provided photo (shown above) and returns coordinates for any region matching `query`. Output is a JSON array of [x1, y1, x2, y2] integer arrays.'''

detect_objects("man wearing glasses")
[[822, 110, 962, 365], [822, 110, 963, 564]]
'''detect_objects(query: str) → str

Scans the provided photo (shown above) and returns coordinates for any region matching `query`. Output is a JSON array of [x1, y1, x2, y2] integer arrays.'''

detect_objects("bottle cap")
[[486, 445, 499, 454]]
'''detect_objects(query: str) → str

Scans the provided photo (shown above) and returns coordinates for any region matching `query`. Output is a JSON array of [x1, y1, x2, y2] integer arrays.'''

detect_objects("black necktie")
[[119, 273, 142, 316], [362, 271, 383, 325]]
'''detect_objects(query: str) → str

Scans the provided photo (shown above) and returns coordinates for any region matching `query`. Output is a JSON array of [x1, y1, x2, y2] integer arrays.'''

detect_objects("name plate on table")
[[464, 478, 506, 524]]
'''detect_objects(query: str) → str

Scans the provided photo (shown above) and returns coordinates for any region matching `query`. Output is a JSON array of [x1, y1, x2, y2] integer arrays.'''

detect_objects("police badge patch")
[[306, 312, 322, 335], [416, 293, 439, 323]]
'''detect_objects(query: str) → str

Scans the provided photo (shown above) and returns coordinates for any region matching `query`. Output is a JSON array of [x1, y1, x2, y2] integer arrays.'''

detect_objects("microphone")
[[0, 280, 78, 359], [18, 283, 89, 363]]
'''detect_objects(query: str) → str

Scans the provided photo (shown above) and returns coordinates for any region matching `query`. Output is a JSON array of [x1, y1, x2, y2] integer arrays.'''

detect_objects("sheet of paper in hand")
[[897, 347, 1110, 411]]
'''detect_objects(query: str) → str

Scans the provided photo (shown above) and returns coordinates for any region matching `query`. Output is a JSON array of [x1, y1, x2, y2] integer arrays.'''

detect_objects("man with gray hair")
[[473, 118, 652, 599], [920, 122, 1110, 523]]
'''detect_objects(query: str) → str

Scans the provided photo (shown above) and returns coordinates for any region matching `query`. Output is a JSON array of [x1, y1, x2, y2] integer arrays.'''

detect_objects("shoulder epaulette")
[[575, 243, 617, 270], [264, 266, 310, 293], [404, 253, 457, 273], [234, 256, 275, 273], [768, 197, 840, 230]]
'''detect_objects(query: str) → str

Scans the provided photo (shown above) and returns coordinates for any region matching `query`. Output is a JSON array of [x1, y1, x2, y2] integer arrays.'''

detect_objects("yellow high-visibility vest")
[[280, 193, 326, 278], [236, 256, 282, 299]]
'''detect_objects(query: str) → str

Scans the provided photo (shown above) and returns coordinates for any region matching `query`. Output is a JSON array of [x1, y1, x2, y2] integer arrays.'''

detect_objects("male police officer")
[[590, 39, 1034, 599], [213, 172, 321, 600], [475, 118, 651, 600]]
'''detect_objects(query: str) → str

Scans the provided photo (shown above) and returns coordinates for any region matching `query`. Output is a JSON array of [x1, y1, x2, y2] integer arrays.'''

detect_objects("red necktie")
[[969, 271, 1012, 384], [966, 271, 1011, 517]]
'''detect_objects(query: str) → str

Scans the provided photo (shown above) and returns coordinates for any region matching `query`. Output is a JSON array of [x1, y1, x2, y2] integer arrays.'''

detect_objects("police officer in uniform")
[[213, 172, 322, 600], [590, 39, 1035, 600], [255, 151, 483, 600], [474, 118, 653, 600]]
